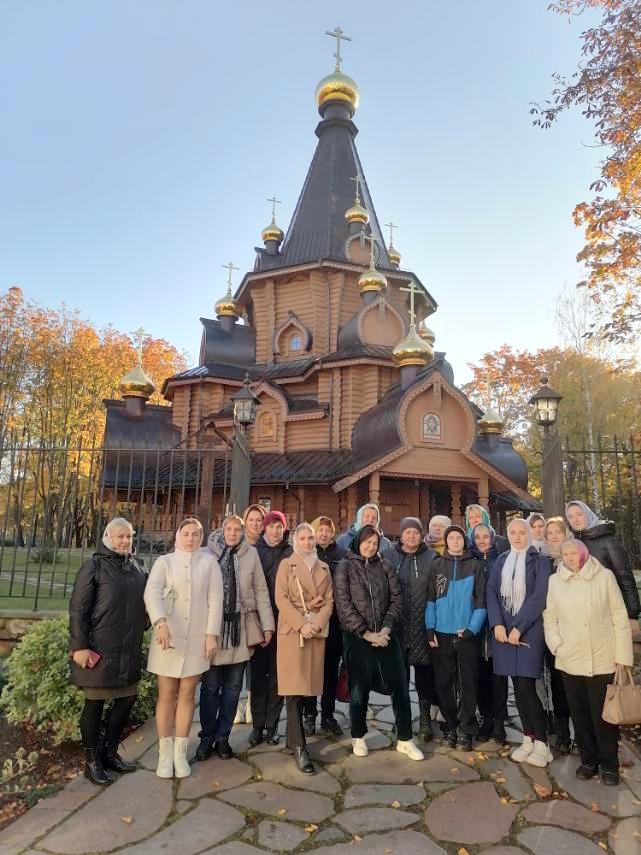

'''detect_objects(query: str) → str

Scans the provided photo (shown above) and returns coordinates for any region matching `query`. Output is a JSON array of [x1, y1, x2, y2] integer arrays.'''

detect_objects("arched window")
[[289, 334, 303, 352], [422, 412, 442, 441]]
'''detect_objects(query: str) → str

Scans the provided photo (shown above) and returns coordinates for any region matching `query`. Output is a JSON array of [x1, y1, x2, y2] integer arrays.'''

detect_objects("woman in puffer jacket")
[[544, 539, 633, 786]]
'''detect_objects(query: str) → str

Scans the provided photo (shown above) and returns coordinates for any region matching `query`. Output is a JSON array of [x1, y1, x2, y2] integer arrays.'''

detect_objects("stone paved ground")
[[3, 689, 641, 855]]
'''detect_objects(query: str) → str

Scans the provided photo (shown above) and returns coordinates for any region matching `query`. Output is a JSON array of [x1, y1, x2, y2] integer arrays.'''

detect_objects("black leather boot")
[[84, 749, 113, 785], [418, 702, 434, 742], [294, 746, 315, 774], [320, 716, 343, 736], [195, 738, 215, 761], [102, 740, 138, 774], [248, 728, 264, 747], [303, 715, 316, 737], [554, 716, 571, 755], [215, 738, 234, 759]]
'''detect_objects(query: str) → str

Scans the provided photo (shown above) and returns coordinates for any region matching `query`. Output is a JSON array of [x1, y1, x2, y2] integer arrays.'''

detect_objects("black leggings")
[[512, 676, 547, 743], [79, 696, 136, 750]]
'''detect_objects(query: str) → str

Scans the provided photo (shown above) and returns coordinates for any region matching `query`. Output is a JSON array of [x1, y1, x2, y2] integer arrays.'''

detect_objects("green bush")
[[30, 548, 55, 564], [0, 616, 157, 744]]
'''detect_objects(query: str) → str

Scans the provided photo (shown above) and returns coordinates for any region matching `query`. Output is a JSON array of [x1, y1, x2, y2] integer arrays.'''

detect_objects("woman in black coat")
[[566, 501, 640, 622], [69, 518, 148, 785]]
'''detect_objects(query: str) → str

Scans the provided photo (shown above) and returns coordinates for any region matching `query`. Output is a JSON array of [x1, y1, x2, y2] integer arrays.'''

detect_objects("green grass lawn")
[[0, 548, 85, 610]]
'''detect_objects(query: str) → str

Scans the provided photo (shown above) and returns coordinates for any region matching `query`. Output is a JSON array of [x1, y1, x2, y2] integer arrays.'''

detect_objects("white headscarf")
[[565, 500, 601, 531], [526, 513, 550, 556], [293, 522, 318, 570], [500, 518, 532, 616], [102, 517, 134, 553]]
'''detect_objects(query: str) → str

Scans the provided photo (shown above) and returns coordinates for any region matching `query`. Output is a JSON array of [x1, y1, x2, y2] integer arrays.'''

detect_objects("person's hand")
[[372, 631, 389, 647], [363, 631, 378, 645], [300, 623, 316, 639], [507, 627, 521, 646], [72, 649, 91, 668], [155, 622, 173, 650], [494, 625, 508, 644], [426, 629, 438, 649], [260, 630, 273, 647], [205, 634, 217, 658], [308, 595, 324, 610], [457, 629, 474, 640]]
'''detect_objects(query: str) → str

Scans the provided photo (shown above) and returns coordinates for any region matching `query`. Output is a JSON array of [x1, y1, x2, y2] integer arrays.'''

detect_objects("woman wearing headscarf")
[[243, 504, 266, 547], [527, 513, 549, 555], [465, 504, 508, 553], [249, 510, 293, 746], [565, 500, 640, 624], [144, 518, 223, 779], [196, 515, 275, 762], [424, 515, 452, 556], [275, 523, 333, 774], [544, 539, 633, 786], [545, 517, 573, 565], [334, 525, 424, 761], [336, 503, 392, 553], [302, 516, 346, 736], [470, 523, 508, 744], [69, 518, 148, 785], [486, 518, 553, 768]]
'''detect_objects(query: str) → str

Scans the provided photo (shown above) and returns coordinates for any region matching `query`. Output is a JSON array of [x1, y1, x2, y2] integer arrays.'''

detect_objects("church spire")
[[315, 27, 360, 120]]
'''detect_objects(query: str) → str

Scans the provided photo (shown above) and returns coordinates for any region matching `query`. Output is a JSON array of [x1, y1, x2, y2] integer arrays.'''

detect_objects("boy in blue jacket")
[[426, 525, 487, 750]]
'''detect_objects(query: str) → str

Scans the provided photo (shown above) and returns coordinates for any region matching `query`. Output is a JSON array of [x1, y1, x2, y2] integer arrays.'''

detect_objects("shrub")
[[0, 616, 157, 744], [30, 548, 55, 564]]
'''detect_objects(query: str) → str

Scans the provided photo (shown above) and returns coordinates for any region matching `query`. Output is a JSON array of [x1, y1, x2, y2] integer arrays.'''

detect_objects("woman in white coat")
[[144, 518, 223, 779], [543, 539, 633, 787]]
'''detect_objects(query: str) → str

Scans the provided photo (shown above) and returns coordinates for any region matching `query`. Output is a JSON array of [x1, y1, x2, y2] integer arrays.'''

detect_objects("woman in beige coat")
[[275, 523, 333, 775], [144, 518, 223, 780], [196, 514, 275, 761], [544, 539, 633, 786]]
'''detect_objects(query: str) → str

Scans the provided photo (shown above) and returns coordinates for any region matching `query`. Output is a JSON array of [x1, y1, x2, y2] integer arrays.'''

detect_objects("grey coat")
[[207, 533, 275, 665]]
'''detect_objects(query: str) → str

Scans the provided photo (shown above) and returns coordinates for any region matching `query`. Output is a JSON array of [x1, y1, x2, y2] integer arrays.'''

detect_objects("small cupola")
[[261, 196, 284, 256], [386, 221, 401, 268], [315, 27, 359, 121], [215, 262, 241, 331], [358, 233, 388, 302], [119, 327, 155, 417]]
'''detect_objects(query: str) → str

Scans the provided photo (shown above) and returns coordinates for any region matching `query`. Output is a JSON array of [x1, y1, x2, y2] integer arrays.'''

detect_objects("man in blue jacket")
[[426, 525, 486, 751]]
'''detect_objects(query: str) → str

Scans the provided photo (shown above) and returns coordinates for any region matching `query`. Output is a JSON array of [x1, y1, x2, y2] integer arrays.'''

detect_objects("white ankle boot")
[[524, 740, 553, 768], [156, 736, 174, 778], [352, 737, 368, 757], [173, 736, 191, 778], [396, 739, 424, 761], [511, 735, 534, 763]]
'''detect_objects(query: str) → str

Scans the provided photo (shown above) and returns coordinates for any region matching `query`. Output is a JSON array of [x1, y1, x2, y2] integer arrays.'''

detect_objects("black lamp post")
[[228, 374, 260, 515], [529, 376, 564, 518]]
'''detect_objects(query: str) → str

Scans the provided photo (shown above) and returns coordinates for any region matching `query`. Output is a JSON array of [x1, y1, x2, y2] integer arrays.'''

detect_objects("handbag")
[[336, 664, 350, 703], [244, 609, 265, 648], [160, 557, 178, 616], [295, 577, 330, 644], [602, 666, 641, 725]]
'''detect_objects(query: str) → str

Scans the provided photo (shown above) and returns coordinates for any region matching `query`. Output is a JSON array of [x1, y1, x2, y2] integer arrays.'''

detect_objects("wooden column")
[[347, 484, 358, 525], [369, 471, 381, 503], [451, 484, 463, 526], [477, 478, 490, 509]]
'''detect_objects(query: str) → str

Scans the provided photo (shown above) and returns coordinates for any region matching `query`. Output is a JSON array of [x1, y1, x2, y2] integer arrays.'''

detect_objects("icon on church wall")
[[289, 334, 303, 352], [258, 496, 272, 512], [422, 412, 442, 441], [259, 411, 276, 438]]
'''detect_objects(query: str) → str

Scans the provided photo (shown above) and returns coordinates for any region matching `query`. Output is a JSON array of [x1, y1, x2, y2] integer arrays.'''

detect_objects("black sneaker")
[[215, 738, 233, 759], [601, 770, 620, 787], [264, 727, 280, 745], [446, 731, 457, 749], [195, 739, 215, 761], [303, 715, 316, 737], [461, 735, 473, 751], [575, 763, 599, 780], [321, 716, 344, 736], [490, 727, 507, 746], [248, 728, 263, 747], [477, 719, 493, 742]]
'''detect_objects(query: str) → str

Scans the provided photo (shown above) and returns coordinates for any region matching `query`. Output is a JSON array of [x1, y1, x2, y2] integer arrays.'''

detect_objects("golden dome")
[[215, 288, 240, 318], [392, 324, 433, 368], [478, 406, 504, 436], [388, 245, 401, 267], [418, 322, 435, 346], [315, 71, 360, 115], [119, 363, 155, 400], [345, 202, 369, 225], [358, 265, 388, 294], [261, 221, 284, 243]]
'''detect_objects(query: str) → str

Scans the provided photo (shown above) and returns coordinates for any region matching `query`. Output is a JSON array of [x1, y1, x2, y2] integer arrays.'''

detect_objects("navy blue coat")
[[486, 547, 552, 679]]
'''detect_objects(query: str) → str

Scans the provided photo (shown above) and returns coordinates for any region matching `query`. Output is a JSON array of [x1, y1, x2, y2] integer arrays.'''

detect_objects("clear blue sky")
[[0, 1, 600, 383]]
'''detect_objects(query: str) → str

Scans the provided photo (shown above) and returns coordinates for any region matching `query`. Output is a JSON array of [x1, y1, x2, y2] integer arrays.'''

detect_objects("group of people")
[[68, 497, 639, 788]]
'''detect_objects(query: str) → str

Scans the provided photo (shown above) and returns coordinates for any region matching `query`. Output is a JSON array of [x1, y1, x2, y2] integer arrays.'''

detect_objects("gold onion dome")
[[215, 287, 240, 319], [119, 363, 155, 400], [478, 405, 504, 436], [392, 324, 433, 367], [345, 201, 369, 225], [388, 244, 401, 267], [418, 321, 435, 346], [315, 71, 360, 115], [358, 264, 388, 294], [261, 220, 284, 243]]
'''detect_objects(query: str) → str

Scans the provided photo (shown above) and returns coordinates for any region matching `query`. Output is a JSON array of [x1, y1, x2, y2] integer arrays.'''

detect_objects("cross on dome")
[[130, 327, 150, 366], [325, 26, 351, 72]]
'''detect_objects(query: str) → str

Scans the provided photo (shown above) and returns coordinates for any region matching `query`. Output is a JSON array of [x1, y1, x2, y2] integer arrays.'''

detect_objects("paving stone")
[[119, 719, 159, 762], [309, 829, 447, 854], [344, 783, 427, 808], [425, 782, 458, 794], [333, 806, 419, 833], [176, 800, 191, 814], [551, 757, 641, 817], [201, 845, 265, 855], [219, 781, 335, 822], [314, 828, 347, 843], [39, 770, 173, 853], [517, 826, 605, 855], [342, 750, 478, 784], [305, 735, 351, 764], [120, 799, 245, 855], [257, 819, 309, 851], [425, 781, 518, 844], [609, 816, 641, 855], [29, 777, 99, 812], [0, 806, 70, 849], [177, 755, 254, 799], [522, 799, 611, 833], [479, 848, 528, 855], [484, 757, 534, 802], [520, 761, 553, 793], [251, 749, 340, 794]]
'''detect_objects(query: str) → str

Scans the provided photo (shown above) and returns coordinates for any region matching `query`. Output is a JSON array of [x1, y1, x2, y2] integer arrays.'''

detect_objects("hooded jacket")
[[334, 550, 402, 637], [425, 549, 487, 636], [382, 541, 436, 665], [544, 554, 633, 676], [336, 503, 392, 553], [573, 521, 640, 619]]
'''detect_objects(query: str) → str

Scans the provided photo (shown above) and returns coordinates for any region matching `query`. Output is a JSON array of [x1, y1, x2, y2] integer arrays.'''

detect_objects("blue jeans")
[[199, 662, 246, 742]]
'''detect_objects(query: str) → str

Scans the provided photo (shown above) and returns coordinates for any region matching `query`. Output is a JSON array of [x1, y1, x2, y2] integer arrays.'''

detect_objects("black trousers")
[[513, 676, 547, 742], [544, 648, 570, 720], [562, 672, 619, 773], [403, 652, 439, 707], [477, 657, 508, 727], [249, 636, 283, 731], [285, 696, 306, 750], [303, 617, 342, 719], [79, 695, 137, 750], [432, 633, 479, 736]]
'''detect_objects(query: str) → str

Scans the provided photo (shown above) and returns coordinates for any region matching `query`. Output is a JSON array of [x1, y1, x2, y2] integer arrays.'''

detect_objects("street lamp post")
[[228, 374, 260, 515], [529, 376, 564, 518]]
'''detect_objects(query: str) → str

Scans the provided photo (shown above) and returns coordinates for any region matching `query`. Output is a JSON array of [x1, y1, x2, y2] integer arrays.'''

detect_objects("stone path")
[[3, 690, 641, 855]]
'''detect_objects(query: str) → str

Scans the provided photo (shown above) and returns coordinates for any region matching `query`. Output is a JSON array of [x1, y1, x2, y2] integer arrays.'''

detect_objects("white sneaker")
[[511, 735, 534, 763], [233, 702, 245, 725], [352, 737, 368, 757], [245, 702, 253, 725], [156, 736, 174, 778], [173, 736, 191, 778], [397, 739, 425, 761], [524, 740, 553, 768]]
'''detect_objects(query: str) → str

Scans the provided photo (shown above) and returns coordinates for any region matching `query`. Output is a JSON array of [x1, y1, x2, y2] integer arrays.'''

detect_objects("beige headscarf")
[[293, 522, 318, 570], [102, 517, 134, 553]]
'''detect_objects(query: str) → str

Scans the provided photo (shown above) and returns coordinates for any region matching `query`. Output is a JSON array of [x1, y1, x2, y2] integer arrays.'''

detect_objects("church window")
[[422, 412, 442, 441], [258, 411, 277, 439], [289, 334, 303, 352]]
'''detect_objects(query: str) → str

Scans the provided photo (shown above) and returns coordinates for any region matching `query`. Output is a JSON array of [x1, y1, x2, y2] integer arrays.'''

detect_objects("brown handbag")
[[602, 666, 641, 725], [244, 610, 265, 648]]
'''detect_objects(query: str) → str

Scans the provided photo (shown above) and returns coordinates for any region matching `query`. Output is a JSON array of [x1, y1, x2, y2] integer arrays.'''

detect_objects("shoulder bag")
[[160, 557, 178, 616], [602, 665, 641, 725]]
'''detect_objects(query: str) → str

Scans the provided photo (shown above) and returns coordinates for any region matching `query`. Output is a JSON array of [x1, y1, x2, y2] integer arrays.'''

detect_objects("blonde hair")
[[222, 514, 244, 530], [545, 516, 569, 539]]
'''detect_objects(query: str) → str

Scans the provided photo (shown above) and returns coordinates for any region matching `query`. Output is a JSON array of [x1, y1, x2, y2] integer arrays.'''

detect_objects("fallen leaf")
[[211, 781, 221, 789], [277, 808, 286, 816], [533, 783, 552, 798], [633, 830, 641, 839], [305, 824, 318, 833], [451, 768, 460, 773], [384, 850, 393, 855], [135, 735, 144, 743], [458, 849, 471, 855], [390, 800, 401, 808], [591, 803, 600, 812], [496, 777, 506, 784], [353, 834, 362, 843], [417, 782, 425, 788], [121, 816, 134, 825], [598, 843, 607, 850], [500, 798, 509, 805]]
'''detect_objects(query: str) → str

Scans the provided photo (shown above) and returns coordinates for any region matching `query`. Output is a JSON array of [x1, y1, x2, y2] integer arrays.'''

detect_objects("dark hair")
[[354, 524, 380, 554]]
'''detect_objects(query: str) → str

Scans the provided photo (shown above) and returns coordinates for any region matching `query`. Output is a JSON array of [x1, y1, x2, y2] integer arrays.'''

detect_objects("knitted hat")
[[400, 516, 424, 536], [444, 525, 468, 549], [263, 510, 287, 530]]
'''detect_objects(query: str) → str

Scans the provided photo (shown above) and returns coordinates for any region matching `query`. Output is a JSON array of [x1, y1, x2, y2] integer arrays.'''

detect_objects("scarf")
[[565, 500, 601, 530], [215, 530, 242, 649], [465, 504, 490, 539], [102, 517, 133, 553], [500, 520, 532, 616]]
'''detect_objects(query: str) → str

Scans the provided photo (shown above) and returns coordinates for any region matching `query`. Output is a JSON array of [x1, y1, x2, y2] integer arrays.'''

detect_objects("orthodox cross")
[[130, 327, 150, 366], [385, 221, 398, 246], [364, 232, 379, 268], [222, 261, 239, 293], [400, 280, 420, 327], [325, 26, 351, 72], [350, 174, 365, 204], [267, 196, 281, 223]]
